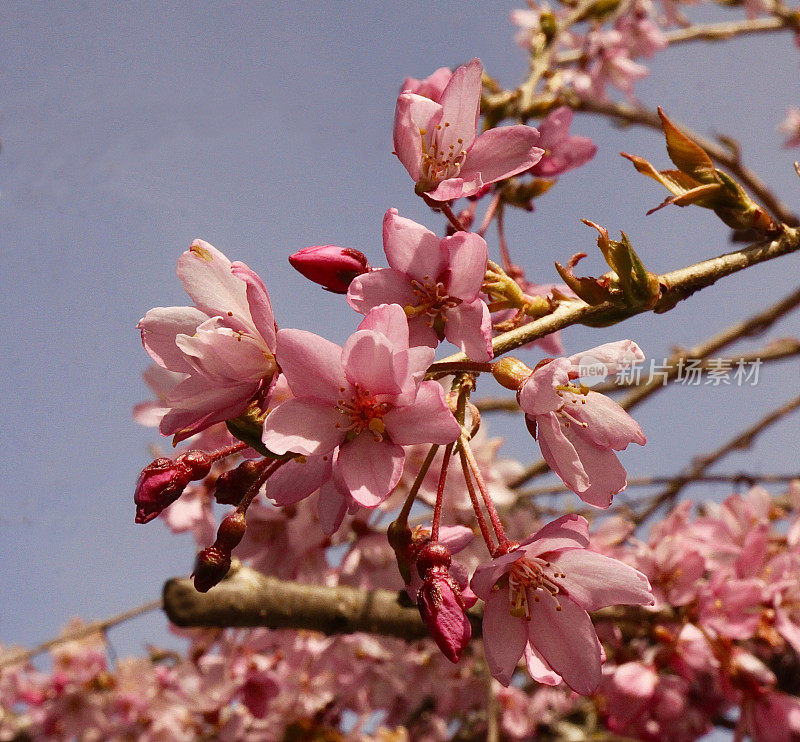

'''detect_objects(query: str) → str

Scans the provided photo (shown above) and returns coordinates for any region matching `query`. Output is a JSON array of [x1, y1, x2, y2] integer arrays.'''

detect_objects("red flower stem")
[[438, 201, 468, 233], [398, 444, 440, 525], [236, 457, 288, 515], [210, 441, 249, 462], [460, 435, 511, 552], [430, 443, 454, 543], [457, 443, 496, 554], [477, 192, 502, 237]]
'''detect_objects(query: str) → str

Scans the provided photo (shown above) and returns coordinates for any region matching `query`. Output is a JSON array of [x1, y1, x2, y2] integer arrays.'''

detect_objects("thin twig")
[[0, 599, 163, 670]]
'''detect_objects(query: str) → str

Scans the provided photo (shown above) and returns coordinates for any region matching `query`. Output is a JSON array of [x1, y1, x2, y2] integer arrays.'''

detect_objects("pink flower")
[[518, 341, 646, 508], [138, 240, 277, 441], [470, 515, 653, 692], [347, 209, 493, 360], [262, 304, 461, 508], [529, 107, 597, 177], [393, 58, 544, 201], [400, 67, 452, 100]]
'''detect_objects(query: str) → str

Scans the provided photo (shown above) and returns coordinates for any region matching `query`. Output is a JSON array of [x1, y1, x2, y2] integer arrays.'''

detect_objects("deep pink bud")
[[134, 451, 213, 524], [417, 571, 472, 663], [213, 459, 263, 506], [416, 541, 452, 577], [192, 545, 232, 593], [288, 245, 370, 293], [216, 510, 247, 551]]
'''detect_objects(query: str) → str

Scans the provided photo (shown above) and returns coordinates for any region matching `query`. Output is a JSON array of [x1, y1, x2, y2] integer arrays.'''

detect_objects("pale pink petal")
[[138, 306, 209, 373], [231, 262, 276, 348], [536, 413, 590, 493], [393, 94, 441, 181], [564, 426, 628, 507], [444, 299, 493, 361], [176, 323, 272, 381], [568, 340, 644, 376], [342, 330, 403, 395], [355, 301, 411, 350], [522, 513, 590, 553], [407, 317, 440, 349], [266, 454, 333, 505], [442, 232, 488, 299], [382, 208, 446, 281], [347, 270, 416, 316], [336, 434, 405, 506], [400, 67, 452, 99], [527, 591, 602, 695], [438, 525, 475, 554], [459, 126, 544, 185], [160, 376, 254, 438], [551, 549, 653, 611], [571, 392, 646, 448], [383, 381, 461, 445], [261, 398, 344, 456], [177, 240, 251, 325], [482, 589, 527, 686], [437, 58, 482, 153], [470, 551, 526, 599], [536, 106, 572, 149], [518, 358, 572, 416], [426, 176, 479, 202], [317, 477, 349, 535], [524, 644, 562, 686], [393, 344, 436, 407], [275, 329, 347, 401]]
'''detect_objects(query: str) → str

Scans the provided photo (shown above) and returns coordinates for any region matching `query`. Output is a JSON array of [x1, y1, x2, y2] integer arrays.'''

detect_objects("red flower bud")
[[216, 511, 247, 551], [288, 245, 370, 294], [417, 569, 472, 663], [213, 459, 264, 506], [134, 451, 214, 524], [192, 545, 232, 593], [416, 541, 452, 578]]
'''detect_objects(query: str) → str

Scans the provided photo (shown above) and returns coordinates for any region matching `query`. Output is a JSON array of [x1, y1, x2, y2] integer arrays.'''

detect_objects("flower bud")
[[216, 510, 247, 551], [491, 357, 532, 392], [288, 245, 370, 294], [416, 541, 452, 577], [213, 459, 264, 505], [134, 450, 214, 524], [192, 545, 232, 593]]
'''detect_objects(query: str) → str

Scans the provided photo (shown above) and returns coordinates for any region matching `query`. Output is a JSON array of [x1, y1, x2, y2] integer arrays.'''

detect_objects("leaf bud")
[[492, 357, 533, 391]]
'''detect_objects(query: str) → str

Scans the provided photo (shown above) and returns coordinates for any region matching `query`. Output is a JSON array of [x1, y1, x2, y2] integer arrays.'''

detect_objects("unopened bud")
[[192, 545, 232, 593], [288, 245, 370, 294], [216, 510, 247, 551], [213, 459, 264, 505], [416, 541, 452, 578], [134, 450, 213, 525], [492, 357, 532, 391]]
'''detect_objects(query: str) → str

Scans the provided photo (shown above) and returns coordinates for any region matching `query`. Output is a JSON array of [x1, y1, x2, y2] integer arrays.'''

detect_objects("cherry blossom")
[[138, 240, 277, 441], [470, 514, 653, 691], [347, 209, 494, 360], [262, 304, 461, 508], [393, 58, 543, 200], [517, 341, 646, 507], [529, 106, 597, 178]]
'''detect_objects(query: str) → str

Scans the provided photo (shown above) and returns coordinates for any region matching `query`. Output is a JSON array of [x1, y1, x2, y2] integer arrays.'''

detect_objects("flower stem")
[[236, 457, 288, 515], [397, 444, 440, 525], [458, 443, 496, 555], [430, 443, 454, 542]]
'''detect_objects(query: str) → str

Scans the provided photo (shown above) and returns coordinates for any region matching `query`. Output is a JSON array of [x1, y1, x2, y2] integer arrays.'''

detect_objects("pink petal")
[[266, 454, 333, 505], [275, 328, 347, 402], [347, 270, 416, 316], [470, 551, 526, 600], [393, 94, 441, 182], [482, 589, 527, 686], [317, 476, 349, 535], [261, 398, 344, 456], [442, 232, 488, 299], [176, 322, 271, 381], [138, 306, 209, 373], [523, 513, 590, 553], [459, 126, 544, 186], [527, 592, 602, 695], [444, 299, 493, 361], [382, 208, 446, 281], [383, 381, 461, 445], [551, 549, 653, 611], [231, 261, 276, 348], [426, 176, 477, 202], [572, 393, 646, 449], [418, 577, 472, 662], [356, 301, 411, 350], [335, 434, 405, 506], [342, 330, 403, 396], [177, 240, 251, 324], [536, 106, 573, 149], [524, 644, 562, 686], [437, 58, 482, 154], [518, 358, 572, 416], [568, 340, 644, 376], [536, 413, 590, 493], [438, 524, 475, 554], [563, 425, 628, 507]]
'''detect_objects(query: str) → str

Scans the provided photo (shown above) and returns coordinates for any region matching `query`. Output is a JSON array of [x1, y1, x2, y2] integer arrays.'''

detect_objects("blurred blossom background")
[[2, 0, 799, 703]]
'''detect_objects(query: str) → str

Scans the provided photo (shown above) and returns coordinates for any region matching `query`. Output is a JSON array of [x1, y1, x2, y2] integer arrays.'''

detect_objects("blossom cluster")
[[4, 483, 800, 740]]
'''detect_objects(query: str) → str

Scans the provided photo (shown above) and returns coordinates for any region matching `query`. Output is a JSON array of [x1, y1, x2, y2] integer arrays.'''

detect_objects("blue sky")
[[2, 5, 798, 718]]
